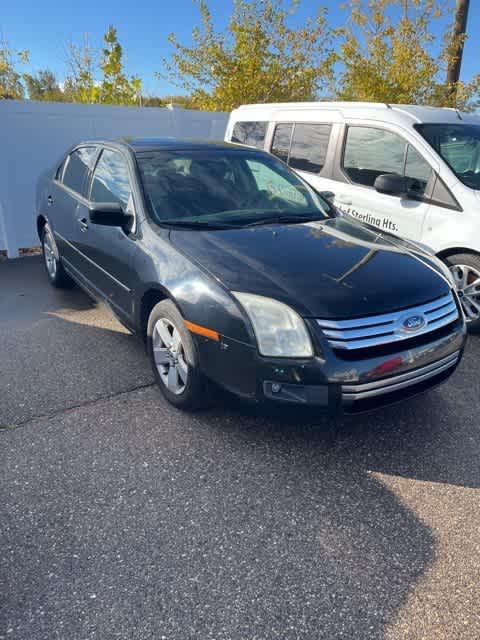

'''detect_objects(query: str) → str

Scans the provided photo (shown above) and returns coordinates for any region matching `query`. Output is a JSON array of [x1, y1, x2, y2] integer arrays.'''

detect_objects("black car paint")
[[37, 139, 466, 413]]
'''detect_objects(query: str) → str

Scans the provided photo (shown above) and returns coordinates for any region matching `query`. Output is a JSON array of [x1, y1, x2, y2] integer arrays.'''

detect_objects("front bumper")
[[195, 314, 466, 415]]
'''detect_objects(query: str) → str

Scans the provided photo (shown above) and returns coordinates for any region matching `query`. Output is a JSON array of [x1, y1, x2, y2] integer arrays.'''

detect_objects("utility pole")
[[446, 0, 470, 104]]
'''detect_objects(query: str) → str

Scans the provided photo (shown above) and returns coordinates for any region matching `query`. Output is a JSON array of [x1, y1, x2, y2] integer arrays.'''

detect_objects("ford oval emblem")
[[402, 314, 426, 332]]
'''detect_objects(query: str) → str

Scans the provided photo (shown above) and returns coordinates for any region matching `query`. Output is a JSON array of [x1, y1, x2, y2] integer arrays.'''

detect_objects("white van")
[[225, 102, 480, 330]]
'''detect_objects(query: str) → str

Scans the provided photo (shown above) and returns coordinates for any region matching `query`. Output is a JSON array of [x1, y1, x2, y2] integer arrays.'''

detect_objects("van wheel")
[[41, 224, 74, 288], [147, 300, 212, 410], [444, 253, 480, 333]]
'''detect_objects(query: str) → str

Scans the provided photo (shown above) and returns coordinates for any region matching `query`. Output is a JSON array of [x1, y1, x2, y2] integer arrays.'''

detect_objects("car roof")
[[75, 138, 248, 154], [230, 101, 480, 127]]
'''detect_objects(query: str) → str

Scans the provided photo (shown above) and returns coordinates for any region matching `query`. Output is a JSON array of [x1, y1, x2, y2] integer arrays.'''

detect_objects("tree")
[[0, 39, 29, 99], [64, 35, 98, 103], [98, 25, 142, 105], [23, 70, 65, 102], [334, 0, 479, 110], [161, 0, 335, 111]]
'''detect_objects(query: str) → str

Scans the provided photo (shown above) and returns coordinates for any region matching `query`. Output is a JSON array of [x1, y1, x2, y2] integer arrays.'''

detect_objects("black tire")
[[443, 252, 480, 334], [41, 224, 75, 289], [147, 299, 212, 410]]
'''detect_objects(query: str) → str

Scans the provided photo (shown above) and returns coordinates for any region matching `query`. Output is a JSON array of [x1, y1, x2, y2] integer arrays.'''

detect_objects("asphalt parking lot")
[[1, 255, 479, 640]]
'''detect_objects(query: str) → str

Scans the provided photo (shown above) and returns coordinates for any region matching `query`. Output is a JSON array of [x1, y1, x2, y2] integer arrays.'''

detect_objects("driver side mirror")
[[374, 173, 411, 197], [89, 202, 132, 227]]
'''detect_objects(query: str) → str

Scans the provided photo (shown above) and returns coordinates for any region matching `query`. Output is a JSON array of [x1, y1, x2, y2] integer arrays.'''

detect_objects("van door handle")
[[47, 195, 54, 206], [337, 195, 352, 205], [79, 217, 88, 232]]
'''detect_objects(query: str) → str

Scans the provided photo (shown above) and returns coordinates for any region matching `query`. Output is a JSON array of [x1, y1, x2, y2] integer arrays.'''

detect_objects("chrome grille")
[[342, 351, 460, 402], [317, 292, 458, 351]]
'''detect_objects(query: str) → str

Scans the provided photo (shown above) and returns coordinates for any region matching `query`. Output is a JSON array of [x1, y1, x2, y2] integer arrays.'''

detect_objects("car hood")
[[169, 216, 451, 319]]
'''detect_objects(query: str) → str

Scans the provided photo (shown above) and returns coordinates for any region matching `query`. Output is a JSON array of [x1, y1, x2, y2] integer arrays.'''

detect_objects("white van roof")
[[231, 101, 480, 126]]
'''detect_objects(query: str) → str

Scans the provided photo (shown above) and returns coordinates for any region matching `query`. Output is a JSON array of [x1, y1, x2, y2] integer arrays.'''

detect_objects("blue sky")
[[2, 0, 479, 96]]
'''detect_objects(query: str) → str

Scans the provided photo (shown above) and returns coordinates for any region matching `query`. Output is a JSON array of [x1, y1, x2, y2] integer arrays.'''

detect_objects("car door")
[[335, 125, 434, 240], [48, 147, 96, 269], [75, 146, 138, 322]]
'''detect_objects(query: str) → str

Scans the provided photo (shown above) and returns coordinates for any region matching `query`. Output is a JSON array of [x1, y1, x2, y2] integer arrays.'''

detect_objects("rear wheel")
[[41, 224, 74, 288], [444, 253, 480, 333], [147, 300, 212, 410]]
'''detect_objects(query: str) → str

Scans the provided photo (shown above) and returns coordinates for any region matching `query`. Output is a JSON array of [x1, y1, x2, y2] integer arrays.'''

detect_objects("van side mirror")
[[374, 173, 410, 197], [89, 202, 132, 227]]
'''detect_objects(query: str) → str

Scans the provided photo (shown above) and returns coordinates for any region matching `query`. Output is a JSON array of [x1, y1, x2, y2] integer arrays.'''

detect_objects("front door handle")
[[337, 195, 352, 205], [79, 217, 88, 232], [47, 195, 54, 207]]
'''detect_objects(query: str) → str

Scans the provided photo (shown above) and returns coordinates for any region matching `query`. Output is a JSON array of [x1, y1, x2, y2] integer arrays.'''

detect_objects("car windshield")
[[415, 123, 480, 190], [136, 148, 332, 228]]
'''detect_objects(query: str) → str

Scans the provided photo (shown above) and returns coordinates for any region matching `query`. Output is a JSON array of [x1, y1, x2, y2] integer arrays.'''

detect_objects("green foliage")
[[98, 25, 142, 105], [334, 0, 479, 110], [0, 40, 29, 99], [23, 70, 65, 102], [161, 0, 335, 111]]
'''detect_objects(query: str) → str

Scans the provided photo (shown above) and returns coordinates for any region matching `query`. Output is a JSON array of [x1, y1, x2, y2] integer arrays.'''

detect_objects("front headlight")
[[232, 292, 314, 358]]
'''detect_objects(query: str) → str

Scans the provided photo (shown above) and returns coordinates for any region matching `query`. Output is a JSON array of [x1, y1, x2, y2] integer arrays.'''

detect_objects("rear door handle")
[[79, 217, 88, 232], [47, 195, 54, 206]]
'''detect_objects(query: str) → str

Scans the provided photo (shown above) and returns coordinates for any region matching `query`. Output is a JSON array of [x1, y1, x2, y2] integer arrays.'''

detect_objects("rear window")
[[231, 121, 268, 149], [62, 147, 96, 195]]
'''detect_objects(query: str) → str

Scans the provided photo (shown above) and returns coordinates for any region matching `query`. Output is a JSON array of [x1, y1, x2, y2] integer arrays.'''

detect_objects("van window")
[[289, 124, 331, 173], [404, 145, 432, 196], [231, 121, 268, 149], [271, 124, 293, 163], [415, 123, 480, 190], [343, 126, 432, 195], [343, 127, 405, 187], [62, 147, 96, 196]]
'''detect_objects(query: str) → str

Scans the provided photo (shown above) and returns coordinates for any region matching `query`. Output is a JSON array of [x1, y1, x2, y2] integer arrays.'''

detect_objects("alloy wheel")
[[152, 317, 189, 394], [450, 264, 480, 322], [43, 228, 57, 279]]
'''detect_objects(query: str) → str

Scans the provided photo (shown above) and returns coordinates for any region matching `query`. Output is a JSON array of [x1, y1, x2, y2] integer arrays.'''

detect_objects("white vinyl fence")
[[0, 100, 228, 257]]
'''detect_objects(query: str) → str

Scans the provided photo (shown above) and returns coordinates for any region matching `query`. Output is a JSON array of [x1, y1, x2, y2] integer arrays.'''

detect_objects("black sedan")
[[36, 139, 466, 413]]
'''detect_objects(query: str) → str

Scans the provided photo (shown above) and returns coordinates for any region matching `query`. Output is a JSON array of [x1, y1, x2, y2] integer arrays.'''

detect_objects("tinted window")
[[231, 121, 268, 149], [289, 124, 331, 173], [91, 149, 131, 207], [62, 147, 96, 195], [271, 124, 293, 163]]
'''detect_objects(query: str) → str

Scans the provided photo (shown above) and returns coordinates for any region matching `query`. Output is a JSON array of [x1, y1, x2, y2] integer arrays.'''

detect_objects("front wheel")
[[147, 300, 212, 410], [444, 253, 480, 333], [41, 224, 74, 288]]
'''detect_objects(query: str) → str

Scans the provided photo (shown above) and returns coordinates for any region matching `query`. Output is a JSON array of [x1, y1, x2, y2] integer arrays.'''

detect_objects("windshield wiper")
[[243, 214, 325, 228]]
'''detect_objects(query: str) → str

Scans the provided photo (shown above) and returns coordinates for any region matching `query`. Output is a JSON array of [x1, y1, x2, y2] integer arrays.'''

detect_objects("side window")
[[271, 124, 293, 163], [404, 145, 432, 196], [343, 127, 405, 187], [91, 149, 131, 207], [231, 121, 268, 149], [62, 147, 96, 195], [289, 124, 332, 174]]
